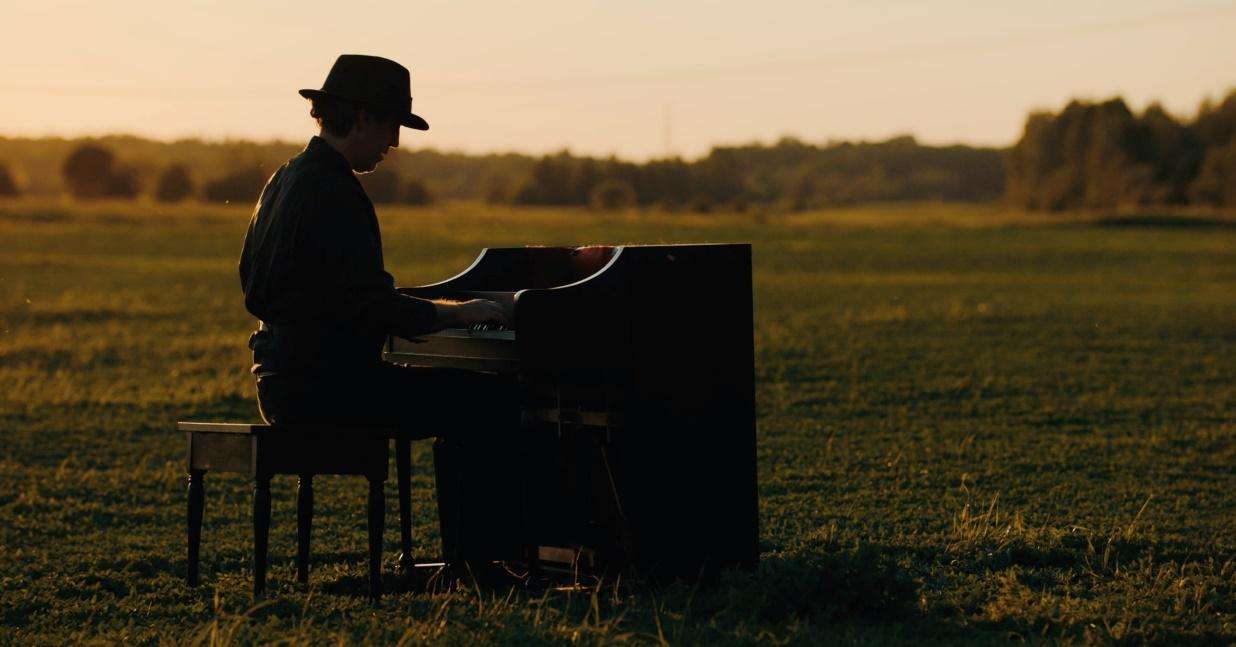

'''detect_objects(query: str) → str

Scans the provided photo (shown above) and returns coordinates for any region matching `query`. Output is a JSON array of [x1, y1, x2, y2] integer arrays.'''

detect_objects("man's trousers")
[[255, 362, 526, 564]]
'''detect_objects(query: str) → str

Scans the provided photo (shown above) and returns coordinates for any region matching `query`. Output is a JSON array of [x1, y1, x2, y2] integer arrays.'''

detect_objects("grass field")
[[0, 199, 1233, 644]]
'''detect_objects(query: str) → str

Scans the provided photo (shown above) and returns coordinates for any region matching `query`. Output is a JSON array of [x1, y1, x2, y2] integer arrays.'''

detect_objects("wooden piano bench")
[[179, 421, 390, 601]]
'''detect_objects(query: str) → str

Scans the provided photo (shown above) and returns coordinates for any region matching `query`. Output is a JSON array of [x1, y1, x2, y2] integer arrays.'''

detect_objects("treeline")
[[0, 138, 439, 206], [501, 136, 1004, 211], [1, 88, 1232, 212], [1007, 90, 1236, 210], [0, 133, 1003, 211]]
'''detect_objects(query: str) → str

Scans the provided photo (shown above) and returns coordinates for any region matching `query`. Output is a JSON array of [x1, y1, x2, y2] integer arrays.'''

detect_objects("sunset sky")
[[3, 0, 1235, 159]]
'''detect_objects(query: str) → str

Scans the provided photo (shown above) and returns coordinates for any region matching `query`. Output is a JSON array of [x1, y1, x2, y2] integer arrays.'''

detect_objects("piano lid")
[[404, 246, 617, 294]]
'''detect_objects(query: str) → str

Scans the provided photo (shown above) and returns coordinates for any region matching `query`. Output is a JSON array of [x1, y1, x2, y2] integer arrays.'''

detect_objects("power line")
[[468, 1, 1236, 89]]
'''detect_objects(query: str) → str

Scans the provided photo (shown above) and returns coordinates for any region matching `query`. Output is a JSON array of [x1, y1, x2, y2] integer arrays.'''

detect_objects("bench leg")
[[297, 475, 313, 584], [396, 438, 413, 574], [367, 476, 385, 602], [187, 469, 205, 586], [253, 476, 271, 598]]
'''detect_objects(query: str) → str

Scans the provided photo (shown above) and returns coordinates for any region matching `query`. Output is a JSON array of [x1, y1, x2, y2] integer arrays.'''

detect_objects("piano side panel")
[[617, 244, 758, 576], [515, 243, 758, 576]]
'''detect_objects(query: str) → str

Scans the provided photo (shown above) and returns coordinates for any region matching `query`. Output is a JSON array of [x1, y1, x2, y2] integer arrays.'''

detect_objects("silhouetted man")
[[239, 54, 516, 446]]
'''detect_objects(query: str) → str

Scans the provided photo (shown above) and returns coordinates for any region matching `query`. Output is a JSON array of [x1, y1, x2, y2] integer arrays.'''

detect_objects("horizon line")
[[0, 129, 1021, 163]]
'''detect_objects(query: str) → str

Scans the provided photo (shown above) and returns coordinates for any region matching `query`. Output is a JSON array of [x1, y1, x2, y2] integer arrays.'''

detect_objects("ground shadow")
[[1094, 214, 1236, 229]]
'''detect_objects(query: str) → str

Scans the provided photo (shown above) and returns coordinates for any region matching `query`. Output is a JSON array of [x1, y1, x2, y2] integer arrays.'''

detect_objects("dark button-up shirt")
[[239, 136, 437, 375]]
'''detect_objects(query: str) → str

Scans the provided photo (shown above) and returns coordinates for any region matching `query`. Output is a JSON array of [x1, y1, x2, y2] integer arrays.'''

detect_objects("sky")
[[2, 0, 1235, 160]]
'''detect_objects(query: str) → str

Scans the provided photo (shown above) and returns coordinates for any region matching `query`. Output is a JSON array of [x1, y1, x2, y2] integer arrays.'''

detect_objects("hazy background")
[[3, 3, 1236, 644], [3, 0, 1235, 159]]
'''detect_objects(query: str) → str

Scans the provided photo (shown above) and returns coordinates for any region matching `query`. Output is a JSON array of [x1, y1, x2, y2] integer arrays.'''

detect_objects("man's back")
[[239, 136, 436, 376]]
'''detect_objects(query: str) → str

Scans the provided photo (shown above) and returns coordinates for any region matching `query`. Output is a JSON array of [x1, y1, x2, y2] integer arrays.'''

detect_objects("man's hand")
[[432, 299, 510, 330]]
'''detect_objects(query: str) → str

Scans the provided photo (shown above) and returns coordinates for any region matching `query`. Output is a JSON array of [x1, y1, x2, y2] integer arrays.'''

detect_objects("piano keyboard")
[[466, 323, 513, 337], [385, 327, 518, 373]]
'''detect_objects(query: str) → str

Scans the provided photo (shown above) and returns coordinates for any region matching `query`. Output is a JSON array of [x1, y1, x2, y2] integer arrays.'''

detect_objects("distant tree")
[[63, 143, 121, 199], [402, 178, 433, 206], [154, 163, 194, 202], [786, 169, 818, 211], [1003, 91, 1236, 210], [0, 161, 20, 197], [515, 152, 583, 205], [202, 165, 268, 203], [1193, 90, 1236, 149], [588, 178, 636, 211], [359, 169, 402, 203], [1007, 98, 1200, 210], [692, 148, 745, 207], [634, 158, 692, 208], [1189, 140, 1236, 206], [1129, 104, 1201, 204], [107, 165, 141, 199]]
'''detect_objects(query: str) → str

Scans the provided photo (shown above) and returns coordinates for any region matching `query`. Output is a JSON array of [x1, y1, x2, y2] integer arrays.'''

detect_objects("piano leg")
[[395, 438, 413, 576]]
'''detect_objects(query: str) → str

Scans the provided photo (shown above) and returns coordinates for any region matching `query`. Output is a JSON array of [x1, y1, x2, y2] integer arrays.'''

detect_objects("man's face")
[[351, 113, 400, 173]]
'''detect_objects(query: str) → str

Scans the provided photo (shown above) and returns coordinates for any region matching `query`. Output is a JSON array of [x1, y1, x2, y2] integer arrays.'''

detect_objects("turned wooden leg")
[[297, 475, 313, 584], [253, 476, 272, 598], [396, 438, 413, 574], [187, 469, 205, 586], [367, 476, 385, 602]]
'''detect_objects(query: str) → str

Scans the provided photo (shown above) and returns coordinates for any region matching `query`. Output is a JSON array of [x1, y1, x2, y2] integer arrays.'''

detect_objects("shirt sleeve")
[[300, 184, 438, 339]]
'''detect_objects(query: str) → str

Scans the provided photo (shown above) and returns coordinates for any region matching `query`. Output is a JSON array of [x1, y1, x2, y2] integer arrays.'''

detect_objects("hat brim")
[[299, 89, 429, 131]]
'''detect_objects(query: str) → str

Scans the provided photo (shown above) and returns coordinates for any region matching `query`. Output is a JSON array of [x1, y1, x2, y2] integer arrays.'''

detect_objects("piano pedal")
[[394, 559, 450, 593]]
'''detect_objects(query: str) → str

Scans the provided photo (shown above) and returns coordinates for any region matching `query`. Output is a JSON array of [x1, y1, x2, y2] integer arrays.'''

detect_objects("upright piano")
[[386, 243, 757, 578]]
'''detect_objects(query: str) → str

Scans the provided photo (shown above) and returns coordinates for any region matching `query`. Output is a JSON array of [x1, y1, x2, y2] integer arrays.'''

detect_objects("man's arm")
[[300, 187, 437, 338]]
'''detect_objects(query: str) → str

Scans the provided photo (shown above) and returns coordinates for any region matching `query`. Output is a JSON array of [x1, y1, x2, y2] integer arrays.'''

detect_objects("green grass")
[[0, 199, 1233, 644]]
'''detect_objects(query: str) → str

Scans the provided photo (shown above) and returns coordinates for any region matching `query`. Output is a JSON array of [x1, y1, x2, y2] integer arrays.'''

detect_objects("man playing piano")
[[238, 55, 517, 465]]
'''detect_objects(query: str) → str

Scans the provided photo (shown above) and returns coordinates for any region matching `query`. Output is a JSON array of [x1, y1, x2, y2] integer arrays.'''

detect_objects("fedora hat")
[[299, 54, 429, 131]]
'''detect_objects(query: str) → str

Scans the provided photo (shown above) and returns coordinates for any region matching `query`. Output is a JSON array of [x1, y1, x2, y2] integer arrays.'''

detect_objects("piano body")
[[387, 243, 757, 578]]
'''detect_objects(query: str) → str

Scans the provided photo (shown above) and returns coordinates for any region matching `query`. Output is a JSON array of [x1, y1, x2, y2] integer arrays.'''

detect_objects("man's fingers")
[[485, 303, 511, 325], [468, 299, 510, 325]]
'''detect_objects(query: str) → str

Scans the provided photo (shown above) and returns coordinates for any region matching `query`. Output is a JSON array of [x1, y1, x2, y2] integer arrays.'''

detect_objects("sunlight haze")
[[3, 0, 1234, 158]]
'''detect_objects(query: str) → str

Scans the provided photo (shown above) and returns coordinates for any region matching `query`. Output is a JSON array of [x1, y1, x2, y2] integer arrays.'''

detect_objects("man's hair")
[[310, 97, 401, 137]]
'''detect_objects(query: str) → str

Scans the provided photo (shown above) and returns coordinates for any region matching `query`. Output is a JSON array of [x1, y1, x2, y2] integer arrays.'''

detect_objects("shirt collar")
[[305, 136, 354, 176]]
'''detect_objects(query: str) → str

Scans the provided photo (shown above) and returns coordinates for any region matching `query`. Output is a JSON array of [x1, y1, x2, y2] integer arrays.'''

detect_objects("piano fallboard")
[[384, 329, 518, 374]]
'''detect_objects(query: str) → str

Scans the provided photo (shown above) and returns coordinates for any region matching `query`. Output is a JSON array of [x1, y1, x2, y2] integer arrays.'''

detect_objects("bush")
[[402, 179, 433, 206], [62, 143, 138, 199], [154, 163, 194, 203], [588, 178, 636, 211], [202, 166, 268, 203], [0, 162, 20, 197]]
